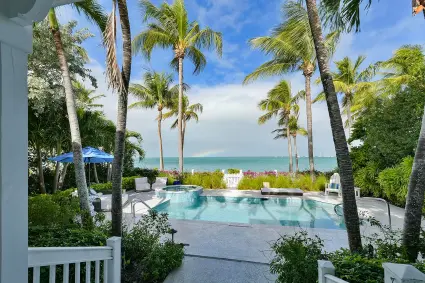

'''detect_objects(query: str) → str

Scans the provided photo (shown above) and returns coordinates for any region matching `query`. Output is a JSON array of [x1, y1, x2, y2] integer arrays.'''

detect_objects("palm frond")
[[243, 58, 298, 84], [170, 118, 178, 129], [186, 46, 207, 74], [313, 92, 326, 103], [192, 27, 223, 57], [73, 0, 108, 31], [103, 2, 123, 93]]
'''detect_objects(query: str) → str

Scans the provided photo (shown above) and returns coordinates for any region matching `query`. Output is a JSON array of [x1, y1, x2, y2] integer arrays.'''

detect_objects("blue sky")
[[57, 0, 424, 157]]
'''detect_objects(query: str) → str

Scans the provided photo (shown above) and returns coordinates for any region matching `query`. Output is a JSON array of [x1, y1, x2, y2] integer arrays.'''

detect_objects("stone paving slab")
[[164, 255, 277, 283]]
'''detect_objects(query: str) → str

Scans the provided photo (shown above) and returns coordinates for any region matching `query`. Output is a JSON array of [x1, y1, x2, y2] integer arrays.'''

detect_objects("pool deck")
[[116, 189, 408, 283]]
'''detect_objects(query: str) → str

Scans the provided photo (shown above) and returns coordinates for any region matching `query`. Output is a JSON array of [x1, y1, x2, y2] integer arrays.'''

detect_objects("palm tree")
[[103, 0, 132, 236], [73, 81, 105, 110], [314, 55, 375, 139], [133, 0, 222, 173], [47, 1, 106, 212], [129, 72, 177, 171], [163, 96, 203, 150], [304, 0, 362, 252], [272, 116, 307, 173], [243, 1, 339, 180], [258, 80, 296, 173]]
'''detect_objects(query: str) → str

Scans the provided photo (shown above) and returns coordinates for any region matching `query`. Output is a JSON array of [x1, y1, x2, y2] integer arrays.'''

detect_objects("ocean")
[[135, 156, 337, 172]]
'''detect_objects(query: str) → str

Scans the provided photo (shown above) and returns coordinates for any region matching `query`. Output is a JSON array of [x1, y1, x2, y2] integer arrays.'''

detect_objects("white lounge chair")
[[152, 177, 167, 190], [135, 177, 151, 192], [325, 173, 342, 197]]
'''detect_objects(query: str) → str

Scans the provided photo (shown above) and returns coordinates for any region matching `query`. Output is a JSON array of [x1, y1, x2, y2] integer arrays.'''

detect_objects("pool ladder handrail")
[[131, 198, 152, 218], [334, 197, 392, 231]]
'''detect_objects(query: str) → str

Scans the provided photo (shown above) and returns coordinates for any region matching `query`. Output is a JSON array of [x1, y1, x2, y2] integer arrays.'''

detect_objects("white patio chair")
[[152, 177, 168, 190], [325, 173, 342, 197], [135, 177, 151, 192]]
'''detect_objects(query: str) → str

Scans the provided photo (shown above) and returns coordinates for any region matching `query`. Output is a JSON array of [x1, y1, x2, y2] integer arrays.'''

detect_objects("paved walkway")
[[164, 255, 276, 283]]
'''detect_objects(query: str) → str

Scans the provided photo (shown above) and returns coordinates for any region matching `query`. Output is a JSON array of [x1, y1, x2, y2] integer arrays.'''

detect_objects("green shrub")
[[328, 250, 385, 283], [122, 211, 184, 283], [270, 231, 325, 283], [237, 174, 327, 191], [29, 189, 80, 228], [378, 156, 413, 206], [182, 172, 226, 189], [354, 161, 381, 197], [227, 168, 240, 174], [90, 176, 139, 193]]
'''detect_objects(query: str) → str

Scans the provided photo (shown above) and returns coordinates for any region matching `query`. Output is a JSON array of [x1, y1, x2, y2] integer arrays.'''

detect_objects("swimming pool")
[[154, 196, 345, 230]]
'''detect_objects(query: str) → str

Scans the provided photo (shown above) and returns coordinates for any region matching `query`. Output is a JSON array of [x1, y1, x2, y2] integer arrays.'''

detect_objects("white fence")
[[28, 237, 121, 283], [223, 170, 244, 188], [318, 260, 425, 283]]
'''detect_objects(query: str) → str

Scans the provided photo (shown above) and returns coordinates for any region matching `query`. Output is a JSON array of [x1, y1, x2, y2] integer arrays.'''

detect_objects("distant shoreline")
[[136, 156, 337, 172]]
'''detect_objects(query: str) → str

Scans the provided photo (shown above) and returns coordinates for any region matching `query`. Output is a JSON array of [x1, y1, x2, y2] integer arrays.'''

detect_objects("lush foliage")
[[28, 20, 144, 195], [237, 174, 327, 191], [122, 211, 184, 283], [270, 226, 425, 283], [29, 190, 184, 283], [270, 231, 325, 283], [90, 176, 139, 193], [227, 168, 240, 174]]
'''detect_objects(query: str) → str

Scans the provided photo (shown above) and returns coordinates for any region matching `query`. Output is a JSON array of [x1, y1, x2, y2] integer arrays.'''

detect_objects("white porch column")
[[0, 17, 33, 283], [0, 1, 73, 282]]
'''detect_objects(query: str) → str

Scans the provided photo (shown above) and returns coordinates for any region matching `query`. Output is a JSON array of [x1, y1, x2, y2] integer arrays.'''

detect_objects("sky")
[[56, 0, 424, 158]]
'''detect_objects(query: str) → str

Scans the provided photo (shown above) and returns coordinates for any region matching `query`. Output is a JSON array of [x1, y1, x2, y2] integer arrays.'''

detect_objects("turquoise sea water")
[[154, 196, 345, 230], [136, 156, 337, 172]]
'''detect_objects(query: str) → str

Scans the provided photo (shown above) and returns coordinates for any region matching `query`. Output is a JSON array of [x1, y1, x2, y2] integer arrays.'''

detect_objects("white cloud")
[[85, 59, 336, 158]]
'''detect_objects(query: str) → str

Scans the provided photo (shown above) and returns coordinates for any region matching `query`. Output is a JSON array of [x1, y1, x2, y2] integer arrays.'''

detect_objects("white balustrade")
[[28, 237, 121, 283], [223, 170, 244, 188]]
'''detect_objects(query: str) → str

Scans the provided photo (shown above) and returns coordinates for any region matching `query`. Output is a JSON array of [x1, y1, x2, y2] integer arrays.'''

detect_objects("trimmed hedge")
[[237, 174, 327, 191], [90, 176, 138, 194]]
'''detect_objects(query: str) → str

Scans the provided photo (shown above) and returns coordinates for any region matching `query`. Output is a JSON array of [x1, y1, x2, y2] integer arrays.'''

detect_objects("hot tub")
[[155, 185, 203, 203]]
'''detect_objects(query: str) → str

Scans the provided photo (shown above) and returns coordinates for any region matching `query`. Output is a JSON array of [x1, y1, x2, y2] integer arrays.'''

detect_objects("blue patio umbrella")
[[49, 146, 114, 185]]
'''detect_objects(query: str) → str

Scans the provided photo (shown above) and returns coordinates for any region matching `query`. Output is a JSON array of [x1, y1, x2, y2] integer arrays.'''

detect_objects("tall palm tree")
[[133, 0, 222, 173], [163, 96, 203, 150], [243, 1, 339, 180], [272, 116, 307, 173], [304, 0, 362, 252], [129, 72, 177, 171], [47, 1, 106, 212], [314, 55, 375, 139], [258, 80, 296, 173], [103, 0, 132, 236]]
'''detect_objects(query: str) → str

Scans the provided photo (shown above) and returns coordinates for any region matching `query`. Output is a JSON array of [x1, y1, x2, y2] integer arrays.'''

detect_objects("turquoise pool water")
[[154, 196, 345, 230]]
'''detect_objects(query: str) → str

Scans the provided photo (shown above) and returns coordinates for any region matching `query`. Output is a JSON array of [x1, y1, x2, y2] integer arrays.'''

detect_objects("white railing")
[[223, 170, 244, 188], [318, 260, 425, 283], [28, 237, 121, 283]]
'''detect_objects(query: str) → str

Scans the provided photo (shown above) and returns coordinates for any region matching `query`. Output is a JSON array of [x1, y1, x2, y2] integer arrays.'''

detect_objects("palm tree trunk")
[[182, 119, 186, 149], [304, 0, 362, 252], [402, 104, 425, 261], [294, 135, 299, 173], [58, 163, 69, 190], [36, 143, 46, 194], [53, 161, 60, 193], [287, 126, 293, 173], [178, 57, 184, 173], [111, 0, 132, 237], [49, 9, 89, 211], [346, 95, 352, 141], [158, 110, 164, 171], [107, 163, 112, 182], [93, 164, 99, 183], [304, 72, 315, 180]]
